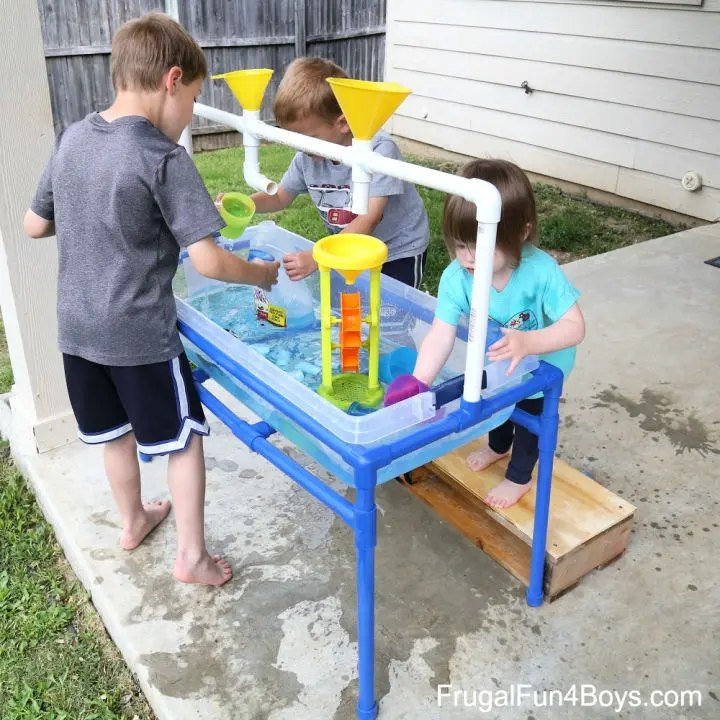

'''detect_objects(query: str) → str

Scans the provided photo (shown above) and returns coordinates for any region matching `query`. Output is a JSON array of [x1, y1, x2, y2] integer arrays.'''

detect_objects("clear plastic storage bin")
[[174, 223, 536, 483]]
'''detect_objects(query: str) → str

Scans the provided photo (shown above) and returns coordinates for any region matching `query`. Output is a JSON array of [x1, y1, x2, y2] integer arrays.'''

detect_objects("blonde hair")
[[273, 57, 348, 126], [111, 12, 207, 92], [443, 159, 537, 268]]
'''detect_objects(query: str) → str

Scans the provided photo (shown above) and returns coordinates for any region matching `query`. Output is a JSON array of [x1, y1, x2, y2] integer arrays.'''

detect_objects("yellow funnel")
[[212, 69, 273, 111], [327, 78, 411, 141], [313, 233, 387, 285]]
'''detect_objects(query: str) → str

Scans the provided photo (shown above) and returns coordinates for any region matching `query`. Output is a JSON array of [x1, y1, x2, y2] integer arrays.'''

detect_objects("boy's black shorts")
[[382, 250, 428, 289], [63, 352, 209, 455]]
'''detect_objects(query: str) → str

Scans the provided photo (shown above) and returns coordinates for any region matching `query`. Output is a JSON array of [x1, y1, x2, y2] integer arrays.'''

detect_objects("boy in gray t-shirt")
[[245, 57, 430, 289], [24, 13, 278, 587]]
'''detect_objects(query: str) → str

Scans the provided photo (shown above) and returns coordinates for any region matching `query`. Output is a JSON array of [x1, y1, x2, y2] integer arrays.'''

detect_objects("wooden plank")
[[308, 35, 386, 83], [45, 45, 111, 57], [294, 0, 307, 57], [431, 438, 635, 557], [37, 0, 386, 134], [400, 440, 636, 600], [308, 26, 387, 43], [200, 37, 295, 49], [399, 467, 634, 599], [548, 519, 633, 597]]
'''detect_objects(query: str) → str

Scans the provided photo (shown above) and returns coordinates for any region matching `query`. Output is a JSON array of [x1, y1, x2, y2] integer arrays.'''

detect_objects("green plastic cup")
[[218, 192, 256, 239]]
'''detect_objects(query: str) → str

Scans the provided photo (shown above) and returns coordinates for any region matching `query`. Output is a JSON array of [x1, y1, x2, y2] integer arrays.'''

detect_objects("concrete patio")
[[2, 223, 718, 720]]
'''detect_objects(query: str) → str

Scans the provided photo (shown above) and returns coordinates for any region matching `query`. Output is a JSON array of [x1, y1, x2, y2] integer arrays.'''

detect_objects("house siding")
[[385, 0, 720, 220]]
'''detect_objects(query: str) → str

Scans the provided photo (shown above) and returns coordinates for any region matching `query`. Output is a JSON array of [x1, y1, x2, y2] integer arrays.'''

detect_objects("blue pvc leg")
[[526, 379, 562, 607], [354, 470, 378, 720]]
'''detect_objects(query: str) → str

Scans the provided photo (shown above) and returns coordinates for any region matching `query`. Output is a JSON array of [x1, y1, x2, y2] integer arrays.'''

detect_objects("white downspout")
[[192, 103, 501, 399]]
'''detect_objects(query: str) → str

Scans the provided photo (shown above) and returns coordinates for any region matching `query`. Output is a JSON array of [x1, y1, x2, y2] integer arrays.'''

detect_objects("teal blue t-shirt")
[[435, 245, 580, 380]]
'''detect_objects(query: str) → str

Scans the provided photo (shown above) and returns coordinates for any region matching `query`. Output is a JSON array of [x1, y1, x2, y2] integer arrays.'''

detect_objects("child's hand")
[[252, 259, 280, 291], [283, 250, 318, 281], [487, 329, 530, 375], [214, 192, 225, 209]]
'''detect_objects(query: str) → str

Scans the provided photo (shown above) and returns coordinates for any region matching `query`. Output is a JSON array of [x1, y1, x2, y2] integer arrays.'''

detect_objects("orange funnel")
[[212, 69, 273, 111], [327, 78, 411, 141]]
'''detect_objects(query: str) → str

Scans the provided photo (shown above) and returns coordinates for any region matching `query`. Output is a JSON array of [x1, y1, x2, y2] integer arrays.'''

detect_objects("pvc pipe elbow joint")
[[467, 178, 502, 223], [244, 163, 278, 195], [242, 114, 278, 195]]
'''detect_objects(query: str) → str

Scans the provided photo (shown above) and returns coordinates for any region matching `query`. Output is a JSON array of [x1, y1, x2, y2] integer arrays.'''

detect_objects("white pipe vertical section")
[[243, 110, 278, 195], [178, 125, 193, 156], [350, 138, 372, 214], [164, 0, 179, 18], [164, 1, 193, 155], [463, 219, 499, 403]]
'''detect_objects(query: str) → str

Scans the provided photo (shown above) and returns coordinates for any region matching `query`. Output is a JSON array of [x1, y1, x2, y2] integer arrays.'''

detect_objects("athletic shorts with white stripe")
[[63, 352, 209, 455], [381, 250, 428, 290]]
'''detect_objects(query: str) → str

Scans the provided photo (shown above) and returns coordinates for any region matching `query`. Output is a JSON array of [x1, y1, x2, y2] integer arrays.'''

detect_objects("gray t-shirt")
[[280, 131, 429, 262], [31, 112, 223, 366]]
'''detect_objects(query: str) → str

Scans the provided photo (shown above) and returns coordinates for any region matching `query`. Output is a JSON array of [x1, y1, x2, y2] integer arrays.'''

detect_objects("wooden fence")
[[37, 0, 386, 146]]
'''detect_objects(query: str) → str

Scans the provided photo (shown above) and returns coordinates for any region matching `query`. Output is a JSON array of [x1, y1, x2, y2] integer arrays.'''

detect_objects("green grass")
[[194, 144, 680, 296], [0, 317, 12, 395], [534, 183, 678, 258], [0, 441, 154, 720]]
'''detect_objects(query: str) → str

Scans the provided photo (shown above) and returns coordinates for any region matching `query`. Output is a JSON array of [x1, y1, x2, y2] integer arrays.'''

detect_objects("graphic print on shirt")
[[308, 183, 357, 229], [504, 309, 538, 331]]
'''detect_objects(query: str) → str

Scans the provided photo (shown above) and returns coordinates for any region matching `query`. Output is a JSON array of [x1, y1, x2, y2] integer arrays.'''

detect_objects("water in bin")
[[248, 232, 315, 331]]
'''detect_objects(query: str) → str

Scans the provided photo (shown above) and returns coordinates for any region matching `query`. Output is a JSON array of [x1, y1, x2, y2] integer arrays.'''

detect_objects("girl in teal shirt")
[[397, 159, 585, 508]]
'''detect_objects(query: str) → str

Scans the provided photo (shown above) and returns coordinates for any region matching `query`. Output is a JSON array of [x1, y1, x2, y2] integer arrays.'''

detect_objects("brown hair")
[[273, 57, 348, 126], [443, 159, 537, 267], [111, 12, 207, 92]]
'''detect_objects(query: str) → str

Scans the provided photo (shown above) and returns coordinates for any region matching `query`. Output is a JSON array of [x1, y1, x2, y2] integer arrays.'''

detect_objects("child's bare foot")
[[174, 554, 233, 586], [484, 478, 532, 509], [120, 500, 172, 550], [466, 446, 510, 472]]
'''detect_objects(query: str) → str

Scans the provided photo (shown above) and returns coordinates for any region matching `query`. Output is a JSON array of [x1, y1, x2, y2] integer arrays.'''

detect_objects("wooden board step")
[[401, 438, 635, 600]]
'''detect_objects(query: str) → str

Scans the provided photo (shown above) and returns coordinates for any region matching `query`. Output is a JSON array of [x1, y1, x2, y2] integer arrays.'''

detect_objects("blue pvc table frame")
[[176, 318, 563, 720]]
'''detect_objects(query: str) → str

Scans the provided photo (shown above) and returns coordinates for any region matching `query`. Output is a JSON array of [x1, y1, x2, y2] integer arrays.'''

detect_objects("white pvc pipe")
[[179, 125, 193, 156], [164, 1, 193, 157], [193, 101, 501, 402], [242, 110, 278, 195], [350, 138, 372, 214], [464, 220, 498, 402]]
